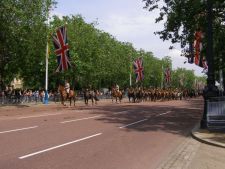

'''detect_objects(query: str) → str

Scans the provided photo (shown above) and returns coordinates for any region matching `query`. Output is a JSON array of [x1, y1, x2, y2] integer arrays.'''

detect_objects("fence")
[[0, 95, 60, 105], [207, 97, 225, 129], [0, 92, 113, 105]]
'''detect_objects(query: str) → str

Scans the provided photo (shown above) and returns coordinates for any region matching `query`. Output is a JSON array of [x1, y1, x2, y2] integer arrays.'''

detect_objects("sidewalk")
[[187, 124, 225, 169], [156, 124, 225, 169], [191, 124, 225, 148]]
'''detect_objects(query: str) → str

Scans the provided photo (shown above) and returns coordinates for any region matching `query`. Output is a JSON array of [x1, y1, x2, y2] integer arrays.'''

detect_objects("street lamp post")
[[200, 0, 218, 128]]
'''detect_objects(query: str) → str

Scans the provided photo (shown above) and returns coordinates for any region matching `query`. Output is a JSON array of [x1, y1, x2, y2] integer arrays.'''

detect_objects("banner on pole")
[[52, 26, 71, 72], [164, 67, 171, 84], [133, 57, 144, 83]]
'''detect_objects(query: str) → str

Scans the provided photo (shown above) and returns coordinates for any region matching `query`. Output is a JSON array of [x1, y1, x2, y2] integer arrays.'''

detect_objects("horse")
[[128, 87, 136, 103], [58, 84, 76, 106], [83, 88, 98, 105], [111, 88, 122, 103], [131, 87, 142, 103]]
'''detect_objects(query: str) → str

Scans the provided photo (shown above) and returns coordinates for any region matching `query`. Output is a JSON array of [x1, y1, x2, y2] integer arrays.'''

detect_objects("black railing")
[[207, 97, 225, 129]]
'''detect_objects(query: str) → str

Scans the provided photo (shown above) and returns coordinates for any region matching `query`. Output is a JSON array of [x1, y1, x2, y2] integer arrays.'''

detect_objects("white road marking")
[[113, 110, 128, 115], [177, 107, 201, 110], [17, 113, 63, 119], [119, 119, 148, 129], [60, 115, 102, 124], [0, 126, 38, 134], [156, 111, 173, 117], [19, 133, 102, 159]]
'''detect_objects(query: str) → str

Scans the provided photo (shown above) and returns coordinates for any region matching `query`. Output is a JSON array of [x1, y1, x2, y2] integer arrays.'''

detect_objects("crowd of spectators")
[[0, 85, 111, 105], [0, 86, 60, 104]]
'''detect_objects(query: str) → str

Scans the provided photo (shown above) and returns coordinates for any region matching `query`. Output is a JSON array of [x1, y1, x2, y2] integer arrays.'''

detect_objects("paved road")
[[0, 98, 203, 169]]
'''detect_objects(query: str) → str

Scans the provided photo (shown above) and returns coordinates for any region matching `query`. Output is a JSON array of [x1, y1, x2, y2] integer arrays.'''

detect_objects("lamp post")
[[200, 0, 218, 128]]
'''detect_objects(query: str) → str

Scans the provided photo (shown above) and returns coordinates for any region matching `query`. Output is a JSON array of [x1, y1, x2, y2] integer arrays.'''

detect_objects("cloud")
[[50, 11, 64, 20], [98, 15, 155, 37], [168, 49, 182, 58], [96, 13, 170, 54]]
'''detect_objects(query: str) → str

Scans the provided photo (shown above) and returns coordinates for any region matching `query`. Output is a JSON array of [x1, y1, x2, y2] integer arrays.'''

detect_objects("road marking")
[[60, 115, 102, 124], [177, 107, 201, 110], [119, 119, 148, 129], [0, 126, 38, 134], [113, 110, 128, 115], [17, 113, 63, 119], [19, 133, 102, 159], [156, 111, 173, 117]]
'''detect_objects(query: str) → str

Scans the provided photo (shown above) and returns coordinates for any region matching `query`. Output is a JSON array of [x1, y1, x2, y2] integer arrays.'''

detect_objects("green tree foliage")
[[49, 15, 146, 89], [172, 68, 195, 89], [58, 15, 187, 89], [0, 1, 205, 90], [143, 0, 225, 86], [0, 0, 56, 89]]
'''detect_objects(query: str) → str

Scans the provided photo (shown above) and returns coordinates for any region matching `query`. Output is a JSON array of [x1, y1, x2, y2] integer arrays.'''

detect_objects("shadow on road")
[[86, 98, 204, 137], [0, 104, 30, 108]]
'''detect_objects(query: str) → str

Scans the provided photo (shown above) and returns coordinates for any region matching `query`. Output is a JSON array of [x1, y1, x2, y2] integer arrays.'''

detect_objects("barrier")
[[207, 97, 225, 129]]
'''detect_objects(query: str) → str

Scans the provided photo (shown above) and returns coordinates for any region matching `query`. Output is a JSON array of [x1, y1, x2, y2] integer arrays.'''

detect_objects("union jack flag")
[[52, 26, 71, 72], [194, 31, 203, 66], [164, 67, 171, 83], [133, 57, 144, 82]]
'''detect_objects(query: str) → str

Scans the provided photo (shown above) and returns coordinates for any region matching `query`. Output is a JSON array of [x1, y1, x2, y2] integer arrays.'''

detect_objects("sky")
[[52, 0, 204, 76]]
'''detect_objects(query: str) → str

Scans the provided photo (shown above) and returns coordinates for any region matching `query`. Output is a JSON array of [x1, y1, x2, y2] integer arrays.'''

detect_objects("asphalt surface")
[[0, 98, 203, 169]]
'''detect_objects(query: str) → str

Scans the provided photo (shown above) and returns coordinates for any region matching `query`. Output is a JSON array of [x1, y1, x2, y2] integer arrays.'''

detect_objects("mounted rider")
[[116, 84, 119, 92], [65, 80, 70, 98]]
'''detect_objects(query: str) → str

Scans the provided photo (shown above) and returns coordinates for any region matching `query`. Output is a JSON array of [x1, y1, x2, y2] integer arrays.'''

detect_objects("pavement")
[[191, 123, 225, 148], [188, 124, 225, 169], [156, 123, 225, 169]]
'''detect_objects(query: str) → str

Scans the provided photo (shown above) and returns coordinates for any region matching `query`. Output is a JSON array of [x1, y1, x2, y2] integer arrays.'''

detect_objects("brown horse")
[[111, 88, 122, 103], [83, 88, 99, 105], [128, 87, 136, 103], [58, 84, 76, 106]]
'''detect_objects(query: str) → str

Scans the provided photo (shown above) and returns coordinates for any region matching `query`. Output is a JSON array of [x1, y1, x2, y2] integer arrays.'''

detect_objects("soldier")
[[116, 84, 119, 92], [65, 80, 70, 98]]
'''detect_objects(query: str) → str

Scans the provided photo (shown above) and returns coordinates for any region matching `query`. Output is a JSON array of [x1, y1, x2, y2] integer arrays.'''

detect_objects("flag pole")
[[129, 55, 132, 87], [44, 41, 49, 104], [161, 64, 164, 89], [130, 61, 132, 87], [44, 6, 50, 105], [129, 73, 132, 87]]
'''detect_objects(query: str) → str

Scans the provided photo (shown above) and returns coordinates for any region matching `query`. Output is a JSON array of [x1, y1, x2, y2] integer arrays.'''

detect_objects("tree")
[[171, 68, 196, 89], [0, 3, 205, 90], [0, 0, 56, 89], [143, 0, 225, 89]]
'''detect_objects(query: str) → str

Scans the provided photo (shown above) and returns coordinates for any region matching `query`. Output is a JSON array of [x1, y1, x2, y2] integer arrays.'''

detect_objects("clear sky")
[[53, 0, 204, 76]]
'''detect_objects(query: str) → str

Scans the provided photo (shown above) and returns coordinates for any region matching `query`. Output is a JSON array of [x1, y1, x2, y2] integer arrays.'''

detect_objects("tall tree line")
[[143, 0, 225, 90], [0, 0, 56, 89], [0, 1, 205, 90]]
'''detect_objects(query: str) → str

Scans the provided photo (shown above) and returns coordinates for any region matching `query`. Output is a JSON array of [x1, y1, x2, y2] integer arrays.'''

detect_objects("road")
[[0, 98, 203, 169]]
